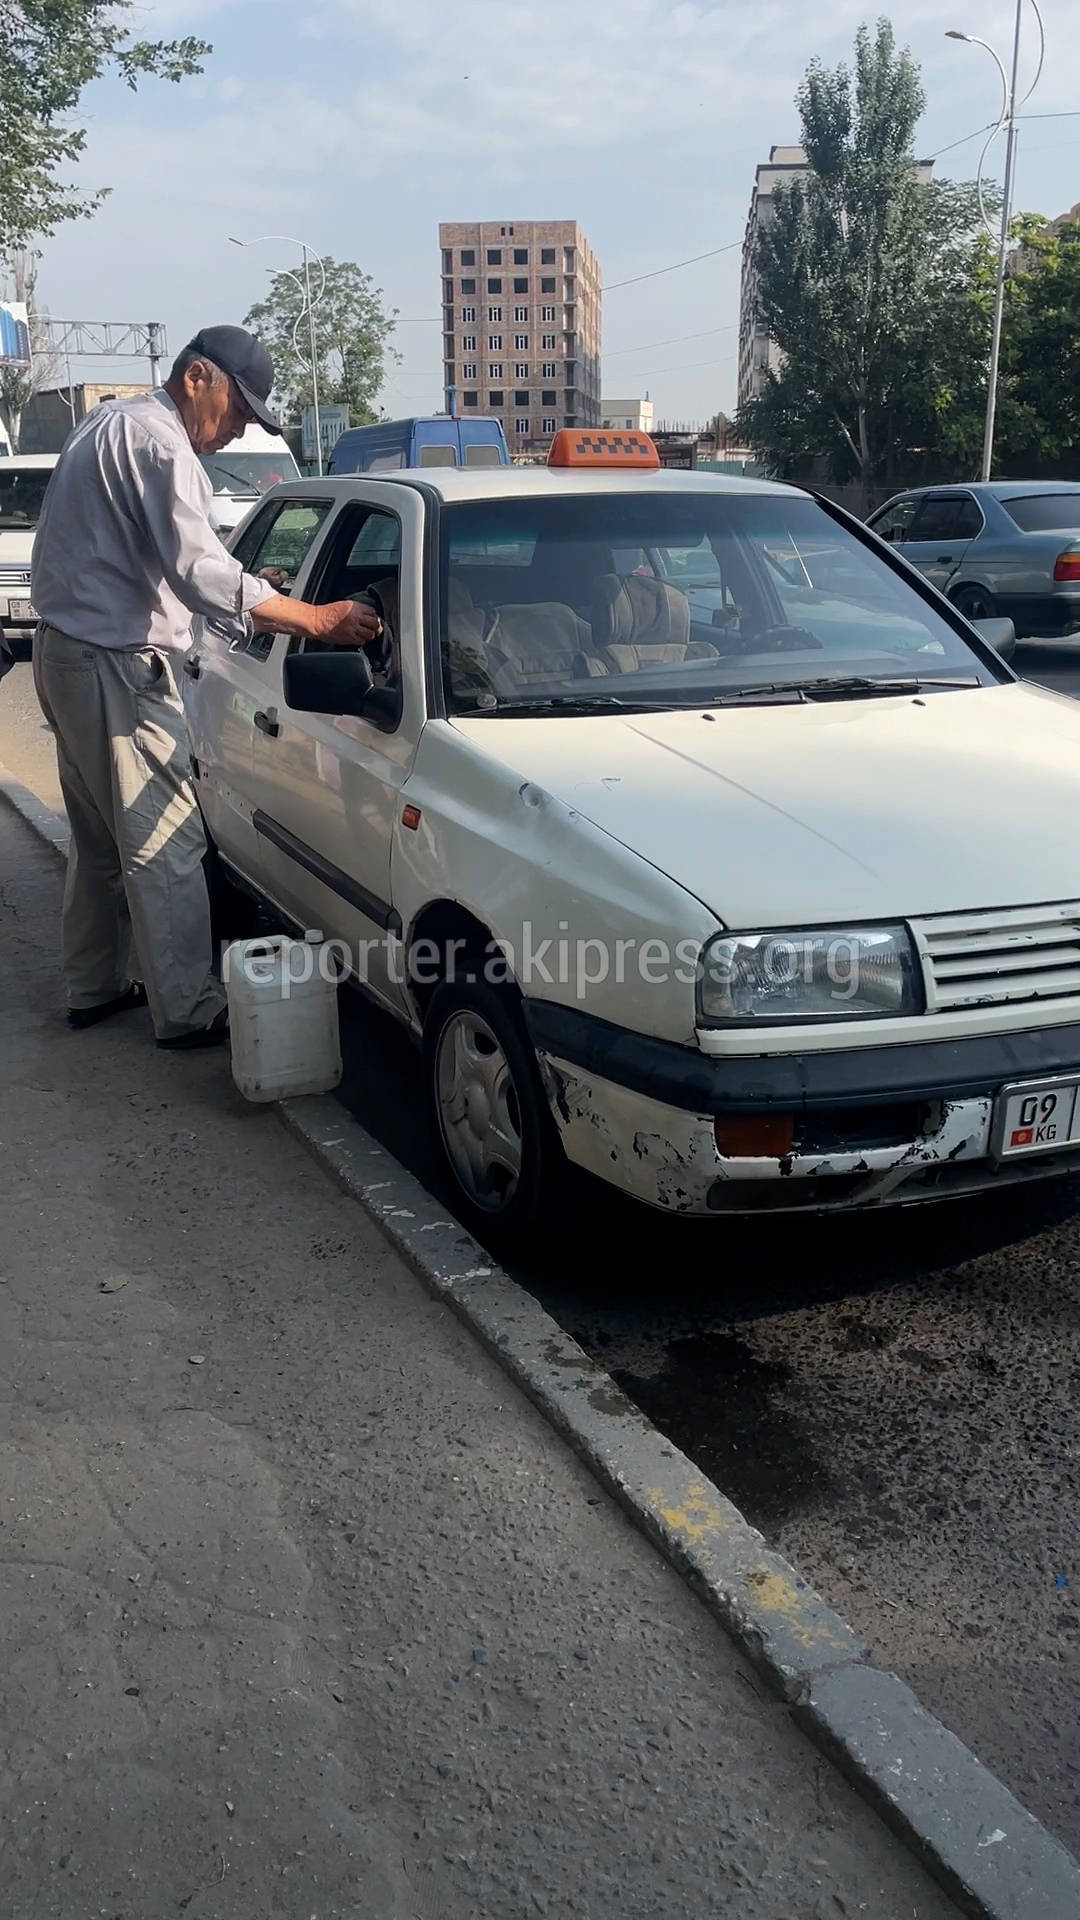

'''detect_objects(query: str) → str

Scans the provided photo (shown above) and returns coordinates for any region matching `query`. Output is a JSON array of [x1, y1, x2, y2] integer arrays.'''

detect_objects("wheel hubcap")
[[435, 1010, 523, 1211]]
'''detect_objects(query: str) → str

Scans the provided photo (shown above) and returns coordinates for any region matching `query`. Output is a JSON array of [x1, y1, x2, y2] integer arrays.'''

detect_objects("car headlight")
[[698, 925, 921, 1025]]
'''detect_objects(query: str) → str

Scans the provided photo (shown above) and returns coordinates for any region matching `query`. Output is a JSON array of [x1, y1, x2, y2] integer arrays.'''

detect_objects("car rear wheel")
[[950, 583, 997, 624], [423, 979, 563, 1254]]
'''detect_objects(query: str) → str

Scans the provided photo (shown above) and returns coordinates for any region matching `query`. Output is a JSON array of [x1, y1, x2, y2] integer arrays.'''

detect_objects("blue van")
[[329, 415, 509, 474]]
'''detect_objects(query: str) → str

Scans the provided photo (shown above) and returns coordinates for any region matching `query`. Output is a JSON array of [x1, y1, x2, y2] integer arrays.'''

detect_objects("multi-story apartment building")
[[737, 146, 808, 413], [439, 220, 601, 456], [737, 145, 935, 412]]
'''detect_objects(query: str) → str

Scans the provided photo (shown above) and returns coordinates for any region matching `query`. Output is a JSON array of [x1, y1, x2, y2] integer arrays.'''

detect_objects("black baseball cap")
[[185, 324, 282, 433]]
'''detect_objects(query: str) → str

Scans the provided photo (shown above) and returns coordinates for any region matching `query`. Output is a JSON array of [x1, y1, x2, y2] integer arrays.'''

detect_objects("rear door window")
[[232, 498, 333, 582], [230, 497, 334, 657]]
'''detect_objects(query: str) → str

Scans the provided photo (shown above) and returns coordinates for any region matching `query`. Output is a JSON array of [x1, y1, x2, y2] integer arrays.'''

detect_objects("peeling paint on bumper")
[[540, 1055, 1080, 1215]]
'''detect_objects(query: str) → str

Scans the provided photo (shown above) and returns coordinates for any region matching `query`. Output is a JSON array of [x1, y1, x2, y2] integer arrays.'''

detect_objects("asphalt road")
[[339, 987, 1080, 1866], [5, 642, 1080, 1863]]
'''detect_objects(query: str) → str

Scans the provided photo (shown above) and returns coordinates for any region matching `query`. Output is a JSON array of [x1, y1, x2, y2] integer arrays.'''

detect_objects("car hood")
[[0, 528, 36, 562], [452, 683, 1080, 926]]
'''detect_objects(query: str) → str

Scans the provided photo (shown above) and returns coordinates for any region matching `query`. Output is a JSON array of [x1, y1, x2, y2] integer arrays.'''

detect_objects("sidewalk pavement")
[[0, 800, 959, 1920]]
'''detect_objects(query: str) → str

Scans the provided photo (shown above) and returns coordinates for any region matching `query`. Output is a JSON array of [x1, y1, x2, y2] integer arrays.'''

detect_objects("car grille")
[[0, 565, 31, 588], [915, 903, 1080, 1011]]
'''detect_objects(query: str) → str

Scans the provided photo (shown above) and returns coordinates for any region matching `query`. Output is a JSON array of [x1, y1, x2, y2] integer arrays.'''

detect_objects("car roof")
[[279, 467, 807, 504], [901, 480, 1080, 500], [0, 453, 57, 468], [980, 481, 1080, 499]]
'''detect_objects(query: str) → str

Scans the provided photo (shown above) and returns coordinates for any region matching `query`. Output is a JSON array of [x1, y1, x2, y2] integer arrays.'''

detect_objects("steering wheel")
[[749, 624, 824, 652]]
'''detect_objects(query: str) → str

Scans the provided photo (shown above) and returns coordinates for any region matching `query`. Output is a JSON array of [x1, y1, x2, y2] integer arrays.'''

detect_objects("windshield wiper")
[[728, 674, 982, 702], [213, 465, 259, 494], [458, 694, 686, 717]]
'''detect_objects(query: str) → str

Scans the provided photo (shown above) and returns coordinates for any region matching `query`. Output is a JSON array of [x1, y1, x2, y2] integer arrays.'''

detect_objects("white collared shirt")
[[31, 388, 275, 653]]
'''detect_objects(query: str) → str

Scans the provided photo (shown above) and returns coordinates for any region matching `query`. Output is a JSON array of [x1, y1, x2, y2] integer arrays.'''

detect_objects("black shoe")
[[67, 983, 148, 1030], [157, 1008, 229, 1052]]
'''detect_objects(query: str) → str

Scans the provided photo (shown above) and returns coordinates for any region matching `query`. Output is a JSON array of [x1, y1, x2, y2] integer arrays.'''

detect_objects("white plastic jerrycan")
[[224, 936, 342, 1103]]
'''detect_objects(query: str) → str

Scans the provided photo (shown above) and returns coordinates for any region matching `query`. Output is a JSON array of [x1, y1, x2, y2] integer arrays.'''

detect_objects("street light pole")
[[229, 233, 325, 472], [947, 0, 1044, 481], [982, 4, 1023, 481], [301, 244, 322, 475]]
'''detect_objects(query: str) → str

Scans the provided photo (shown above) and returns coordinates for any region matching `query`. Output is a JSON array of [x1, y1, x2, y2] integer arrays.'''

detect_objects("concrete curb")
[[6, 766, 1080, 1920], [280, 1098, 1080, 1920]]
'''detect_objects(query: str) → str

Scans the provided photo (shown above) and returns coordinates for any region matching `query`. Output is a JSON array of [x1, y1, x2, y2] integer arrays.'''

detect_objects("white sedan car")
[[185, 432, 1080, 1248]]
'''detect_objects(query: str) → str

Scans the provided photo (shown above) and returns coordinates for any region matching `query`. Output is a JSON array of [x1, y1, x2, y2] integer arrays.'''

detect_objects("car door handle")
[[936, 553, 954, 563], [253, 708, 280, 738], [182, 653, 202, 679]]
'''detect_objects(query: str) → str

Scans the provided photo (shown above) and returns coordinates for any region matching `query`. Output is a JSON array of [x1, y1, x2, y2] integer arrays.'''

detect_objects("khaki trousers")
[[32, 625, 226, 1040]]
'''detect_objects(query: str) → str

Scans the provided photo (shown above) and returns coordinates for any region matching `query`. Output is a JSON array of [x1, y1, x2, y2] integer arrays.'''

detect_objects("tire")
[[423, 978, 564, 1253], [202, 837, 261, 946], [949, 583, 997, 625]]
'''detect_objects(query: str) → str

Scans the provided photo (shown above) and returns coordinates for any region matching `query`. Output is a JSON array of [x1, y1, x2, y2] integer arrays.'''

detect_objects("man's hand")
[[310, 598, 383, 648], [251, 593, 383, 648]]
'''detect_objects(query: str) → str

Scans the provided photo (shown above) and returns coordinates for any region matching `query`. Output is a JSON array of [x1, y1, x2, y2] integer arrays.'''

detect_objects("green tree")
[[244, 260, 398, 427], [997, 216, 1080, 475], [0, 251, 60, 451], [0, 0, 209, 252], [737, 18, 989, 499]]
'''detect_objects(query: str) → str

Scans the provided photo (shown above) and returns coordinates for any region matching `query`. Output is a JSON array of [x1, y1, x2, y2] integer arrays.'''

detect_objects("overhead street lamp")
[[229, 233, 326, 474], [946, 0, 1045, 481]]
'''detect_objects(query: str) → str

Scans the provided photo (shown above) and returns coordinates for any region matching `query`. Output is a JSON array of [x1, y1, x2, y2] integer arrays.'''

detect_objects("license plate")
[[992, 1075, 1080, 1158], [6, 597, 33, 620]]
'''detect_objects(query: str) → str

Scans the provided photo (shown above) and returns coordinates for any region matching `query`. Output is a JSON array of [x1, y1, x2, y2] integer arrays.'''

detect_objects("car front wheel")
[[423, 979, 562, 1253], [202, 837, 261, 946]]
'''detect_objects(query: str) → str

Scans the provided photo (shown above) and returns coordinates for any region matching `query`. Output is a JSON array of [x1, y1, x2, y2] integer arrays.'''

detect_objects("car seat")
[[482, 601, 597, 684], [590, 573, 715, 673], [441, 577, 603, 694]]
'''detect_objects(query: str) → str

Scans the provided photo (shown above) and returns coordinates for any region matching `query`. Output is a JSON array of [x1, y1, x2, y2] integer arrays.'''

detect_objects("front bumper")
[[526, 1002, 1080, 1215]]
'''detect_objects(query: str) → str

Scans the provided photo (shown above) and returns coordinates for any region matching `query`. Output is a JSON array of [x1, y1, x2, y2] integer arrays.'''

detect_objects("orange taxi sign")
[[547, 429, 660, 470]]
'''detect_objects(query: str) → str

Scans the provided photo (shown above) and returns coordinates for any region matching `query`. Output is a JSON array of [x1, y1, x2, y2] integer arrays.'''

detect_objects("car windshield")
[[999, 493, 1080, 533], [438, 492, 1001, 713], [0, 468, 51, 527], [199, 452, 295, 496]]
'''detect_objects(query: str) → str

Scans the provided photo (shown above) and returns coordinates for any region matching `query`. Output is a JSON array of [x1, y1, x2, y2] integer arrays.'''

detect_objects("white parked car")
[[183, 433, 1080, 1249], [201, 423, 301, 538], [0, 454, 55, 656]]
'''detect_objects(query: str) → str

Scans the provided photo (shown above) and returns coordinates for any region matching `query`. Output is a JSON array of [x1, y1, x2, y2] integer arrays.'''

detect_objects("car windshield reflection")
[[439, 493, 1002, 713]]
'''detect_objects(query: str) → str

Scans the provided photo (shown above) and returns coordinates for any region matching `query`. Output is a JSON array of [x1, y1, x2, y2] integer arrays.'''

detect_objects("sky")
[[27, 0, 1080, 427]]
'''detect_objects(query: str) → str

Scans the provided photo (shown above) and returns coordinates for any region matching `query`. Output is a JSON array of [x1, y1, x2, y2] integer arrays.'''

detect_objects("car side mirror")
[[284, 648, 375, 717], [971, 615, 1016, 662]]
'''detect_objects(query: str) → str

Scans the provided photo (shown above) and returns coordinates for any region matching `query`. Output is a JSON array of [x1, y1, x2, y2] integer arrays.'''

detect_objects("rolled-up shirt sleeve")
[[125, 418, 276, 636]]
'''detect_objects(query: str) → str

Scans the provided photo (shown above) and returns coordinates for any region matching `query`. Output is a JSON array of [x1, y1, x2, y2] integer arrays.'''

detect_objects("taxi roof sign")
[[547, 429, 660, 470]]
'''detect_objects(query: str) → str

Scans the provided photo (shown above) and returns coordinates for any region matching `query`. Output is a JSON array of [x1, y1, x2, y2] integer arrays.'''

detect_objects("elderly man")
[[31, 325, 380, 1049]]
